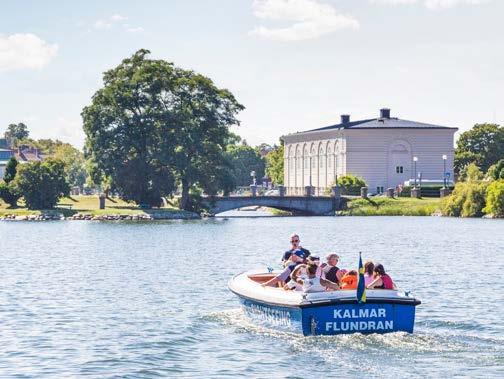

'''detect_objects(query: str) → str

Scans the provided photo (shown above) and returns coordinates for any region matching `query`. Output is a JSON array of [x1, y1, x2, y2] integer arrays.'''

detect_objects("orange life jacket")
[[340, 274, 358, 290]]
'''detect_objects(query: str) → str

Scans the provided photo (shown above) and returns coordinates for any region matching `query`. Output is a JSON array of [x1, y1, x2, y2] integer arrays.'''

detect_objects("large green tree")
[[53, 144, 87, 189], [4, 122, 29, 143], [12, 159, 70, 209], [455, 123, 504, 174], [227, 144, 265, 187], [265, 145, 284, 185], [82, 49, 243, 208]]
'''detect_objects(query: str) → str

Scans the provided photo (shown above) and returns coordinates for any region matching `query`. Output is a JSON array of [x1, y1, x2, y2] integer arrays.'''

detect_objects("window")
[[376, 186, 384, 194], [396, 166, 404, 174]]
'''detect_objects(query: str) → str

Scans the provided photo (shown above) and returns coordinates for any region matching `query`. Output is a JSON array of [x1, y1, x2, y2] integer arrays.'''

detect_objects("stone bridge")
[[202, 195, 341, 216]]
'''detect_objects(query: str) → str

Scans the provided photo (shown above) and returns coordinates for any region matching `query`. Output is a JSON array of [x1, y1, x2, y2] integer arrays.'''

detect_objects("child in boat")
[[296, 263, 340, 293], [367, 263, 396, 290], [340, 270, 358, 290], [364, 261, 375, 286]]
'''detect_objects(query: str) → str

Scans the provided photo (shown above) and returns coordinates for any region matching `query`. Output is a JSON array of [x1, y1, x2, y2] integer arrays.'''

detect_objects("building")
[[282, 108, 457, 195], [0, 144, 44, 180], [0, 148, 15, 179]]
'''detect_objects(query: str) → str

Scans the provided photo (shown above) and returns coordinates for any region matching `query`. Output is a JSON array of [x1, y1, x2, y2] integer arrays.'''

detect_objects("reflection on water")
[[0, 216, 503, 378]]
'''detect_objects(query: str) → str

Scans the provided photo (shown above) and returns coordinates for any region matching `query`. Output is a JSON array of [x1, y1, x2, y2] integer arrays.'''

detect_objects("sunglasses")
[[291, 240, 299, 243]]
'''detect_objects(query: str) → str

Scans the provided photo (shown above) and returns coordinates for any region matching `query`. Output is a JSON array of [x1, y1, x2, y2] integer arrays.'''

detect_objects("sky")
[[0, 0, 503, 149]]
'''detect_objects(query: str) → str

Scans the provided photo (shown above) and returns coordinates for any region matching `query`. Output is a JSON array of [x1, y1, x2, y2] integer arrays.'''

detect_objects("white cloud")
[[93, 20, 112, 29], [110, 14, 128, 22], [0, 33, 58, 71], [93, 14, 144, 33], [370, 0, 493, 9], [125, 26, 145, 33], [249, 0, 359, 41]]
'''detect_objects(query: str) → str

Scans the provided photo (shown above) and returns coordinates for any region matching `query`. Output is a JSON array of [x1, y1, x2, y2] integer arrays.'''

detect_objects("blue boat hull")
[[239, 296, 418, 336]]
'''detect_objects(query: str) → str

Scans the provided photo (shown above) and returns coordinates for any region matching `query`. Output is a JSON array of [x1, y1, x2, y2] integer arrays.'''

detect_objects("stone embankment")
[[1, 211, 200, 221]]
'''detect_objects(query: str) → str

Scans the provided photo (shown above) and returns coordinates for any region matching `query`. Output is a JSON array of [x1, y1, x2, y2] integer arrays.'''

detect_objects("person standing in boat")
[[367, 263, 397, 290], [263, 250, 306, 287], [282, 234, 310, 266], [320, 253, 346, 285]]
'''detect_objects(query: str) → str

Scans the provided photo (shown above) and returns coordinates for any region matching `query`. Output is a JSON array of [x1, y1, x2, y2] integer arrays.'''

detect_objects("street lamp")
[[413, 156, 418, 188], [442, 155, 447, 188], [250, 170, 256, 186]]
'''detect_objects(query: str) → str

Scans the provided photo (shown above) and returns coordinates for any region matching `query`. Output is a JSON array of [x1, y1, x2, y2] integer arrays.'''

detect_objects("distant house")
[[15, 145, 44, 162], [282, 108, 457, 195], [0, 145, 45, 180], [0, 148, 15, 179]]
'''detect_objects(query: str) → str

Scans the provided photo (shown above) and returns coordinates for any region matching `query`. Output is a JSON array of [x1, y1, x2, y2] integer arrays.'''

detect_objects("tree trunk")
[[180, 179, 190, 210]]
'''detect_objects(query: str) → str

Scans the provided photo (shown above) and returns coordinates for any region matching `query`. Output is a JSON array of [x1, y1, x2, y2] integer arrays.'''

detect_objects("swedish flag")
[[357, 252, 366, 303]]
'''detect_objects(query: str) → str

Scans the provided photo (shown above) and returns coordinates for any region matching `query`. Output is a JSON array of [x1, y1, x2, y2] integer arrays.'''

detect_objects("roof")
[[298, 117, 458, 134]]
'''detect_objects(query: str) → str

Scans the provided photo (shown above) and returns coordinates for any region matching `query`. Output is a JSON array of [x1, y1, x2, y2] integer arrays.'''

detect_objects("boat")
[[228, 269, 421, 336]]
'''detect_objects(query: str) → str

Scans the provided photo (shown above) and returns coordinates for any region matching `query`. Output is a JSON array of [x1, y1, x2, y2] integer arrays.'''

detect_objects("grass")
[[340, 196, 442, 216], [0, 195, 196, 218]]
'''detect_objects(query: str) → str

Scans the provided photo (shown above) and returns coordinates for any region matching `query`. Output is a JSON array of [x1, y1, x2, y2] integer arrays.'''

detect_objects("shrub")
[[442, 181, 488, 217], [0, 157, 21, 206], [333, 174, 366, 195], [12, 159, 70, 209], [487, 159, 504, 181], [0, 181, 21, 207], [484, 180, 504, 217]]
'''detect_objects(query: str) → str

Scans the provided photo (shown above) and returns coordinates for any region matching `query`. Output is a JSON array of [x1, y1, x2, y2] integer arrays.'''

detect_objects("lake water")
[[0, 216, 503, 378]]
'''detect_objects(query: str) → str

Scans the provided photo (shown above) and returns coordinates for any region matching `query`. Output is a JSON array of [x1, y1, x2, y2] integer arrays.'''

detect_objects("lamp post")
[[442, 154, 447, 188], [250, 170, 256, 186], [413, 156, 418, 189]]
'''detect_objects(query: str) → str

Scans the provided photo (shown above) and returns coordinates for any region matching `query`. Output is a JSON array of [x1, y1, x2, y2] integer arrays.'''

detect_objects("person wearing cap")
[[282, 234, 310, 265], [262, 249, 306, 288]]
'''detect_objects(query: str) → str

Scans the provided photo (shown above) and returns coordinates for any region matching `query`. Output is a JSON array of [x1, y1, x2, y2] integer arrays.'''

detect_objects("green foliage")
[[441, 181, 488, 217], [0, 157, 21, 206], [82, 49, 243, 209], [455, 123, 504, 174], [0, 181, 21, 207], [342, 197, 440, 216], [3, 157, 18, 183], [460, 162, 484, 182], [52, 144, 87, 189], [265, 145, 284, 185], [334, 174, 366, 193], [12, 159, 70, 209], [227, 144, 265, 187], [4, 122, 29, 144], [487, 159, 504, 181], [483, 180, 504, 217]]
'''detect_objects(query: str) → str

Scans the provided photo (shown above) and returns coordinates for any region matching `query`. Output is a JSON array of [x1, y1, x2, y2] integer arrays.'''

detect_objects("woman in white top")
[[296, 263, 340, 293]]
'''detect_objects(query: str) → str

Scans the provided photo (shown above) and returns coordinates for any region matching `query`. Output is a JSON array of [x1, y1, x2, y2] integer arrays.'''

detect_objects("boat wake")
[[204, 307, 502, 354]]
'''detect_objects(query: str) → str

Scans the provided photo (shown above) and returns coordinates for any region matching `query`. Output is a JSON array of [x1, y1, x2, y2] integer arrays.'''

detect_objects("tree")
[[4, 122, 29, 144], [53, 144, 87, 189], [487, 159, 504, 181], [227, 144, 266, 187], [455, 123, 504, 174], [265, 145, 284, 185], [460, 162, 484, 182], [3, 157, 18, 183], [484, 180, 504, 217], [441, 181, 488, 217], [0, 157, 21, 207], [12, 159, 70, 209], [82, 49, 244, 209]]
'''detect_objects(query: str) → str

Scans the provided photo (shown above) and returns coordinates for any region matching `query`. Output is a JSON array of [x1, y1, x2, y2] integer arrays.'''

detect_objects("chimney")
[[340, 114, 350, 124], [380, 108, 391, 119]]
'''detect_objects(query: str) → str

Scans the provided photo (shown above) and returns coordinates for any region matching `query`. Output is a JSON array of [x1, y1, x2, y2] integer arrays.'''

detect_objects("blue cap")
[[293, 249, 306, 259]]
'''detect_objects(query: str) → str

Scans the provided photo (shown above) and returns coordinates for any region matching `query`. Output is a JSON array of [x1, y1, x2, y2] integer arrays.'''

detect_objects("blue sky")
[[1, 0, 502, 148]]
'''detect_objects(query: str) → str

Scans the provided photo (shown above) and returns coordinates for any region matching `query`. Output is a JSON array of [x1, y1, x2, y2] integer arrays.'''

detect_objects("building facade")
[[282, 108, 457, 195]]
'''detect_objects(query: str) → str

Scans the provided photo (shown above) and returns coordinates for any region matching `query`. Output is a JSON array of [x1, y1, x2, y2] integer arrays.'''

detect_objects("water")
[[0, 216, 503, 378]]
